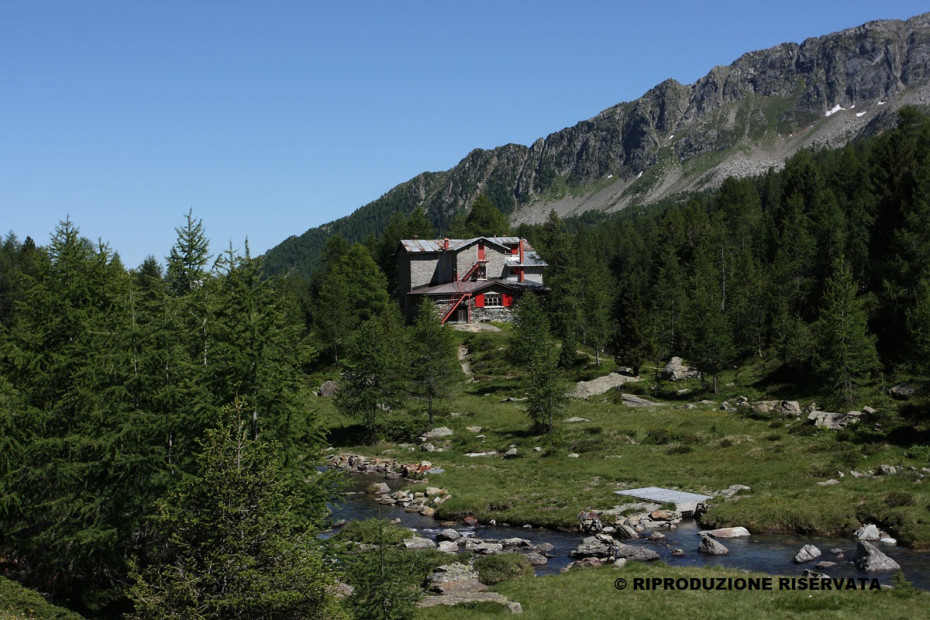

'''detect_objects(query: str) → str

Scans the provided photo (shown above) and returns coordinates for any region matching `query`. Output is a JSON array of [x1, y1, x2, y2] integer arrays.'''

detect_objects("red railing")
[[440, 258, 487, 324]]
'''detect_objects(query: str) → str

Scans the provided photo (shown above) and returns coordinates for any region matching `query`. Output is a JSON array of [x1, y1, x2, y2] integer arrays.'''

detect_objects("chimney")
[[444, 237, 449, 250], [519, 239, 525, 282]]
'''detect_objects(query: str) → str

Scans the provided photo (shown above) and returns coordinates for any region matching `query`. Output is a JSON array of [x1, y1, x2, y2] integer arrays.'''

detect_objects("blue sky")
[[2, 1, 927, 268]]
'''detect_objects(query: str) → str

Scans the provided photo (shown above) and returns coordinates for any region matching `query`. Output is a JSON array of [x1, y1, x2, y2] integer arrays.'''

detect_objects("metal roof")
[[400, 236, 528, 253]]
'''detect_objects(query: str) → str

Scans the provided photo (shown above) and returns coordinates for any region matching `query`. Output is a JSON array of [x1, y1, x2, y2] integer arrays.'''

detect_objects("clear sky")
[[2, 1, 927, 268]]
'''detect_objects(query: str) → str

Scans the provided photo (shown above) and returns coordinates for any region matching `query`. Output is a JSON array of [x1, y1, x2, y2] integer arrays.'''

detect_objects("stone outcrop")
[[854, 541, 901, 572], [571, 372, 639, 399], [807, 410, 863, 429]]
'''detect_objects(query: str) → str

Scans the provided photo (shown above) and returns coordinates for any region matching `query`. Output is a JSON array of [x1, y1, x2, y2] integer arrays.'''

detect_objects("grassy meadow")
[[322, 324, 930, 547], [412, 564, 930, 619]]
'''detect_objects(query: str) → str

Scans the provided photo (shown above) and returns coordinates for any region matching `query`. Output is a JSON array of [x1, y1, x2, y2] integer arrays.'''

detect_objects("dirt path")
[[458, 344, 474, 382]]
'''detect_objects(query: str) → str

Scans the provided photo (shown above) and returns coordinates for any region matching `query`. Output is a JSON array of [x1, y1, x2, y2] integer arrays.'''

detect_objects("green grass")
[[0, 576, 85, 619], [324, 330, 930, 546], [413, 564, 930, 619]]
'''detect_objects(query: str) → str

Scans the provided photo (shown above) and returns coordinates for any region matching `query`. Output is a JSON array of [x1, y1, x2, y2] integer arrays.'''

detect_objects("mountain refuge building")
[[398, 236, 547, 324]]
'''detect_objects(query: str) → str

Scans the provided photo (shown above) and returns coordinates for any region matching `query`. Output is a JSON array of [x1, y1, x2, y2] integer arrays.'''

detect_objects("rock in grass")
[[794, 544, 821, 563], [404, 537, 437, 550], [427, 563, 486, 594], [698, 535, 729, 555], [524, 552, 548, 566], [854, 541, 901, 572]]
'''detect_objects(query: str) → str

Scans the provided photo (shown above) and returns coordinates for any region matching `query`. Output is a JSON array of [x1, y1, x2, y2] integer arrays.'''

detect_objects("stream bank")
[[328, 469, 930, 589]]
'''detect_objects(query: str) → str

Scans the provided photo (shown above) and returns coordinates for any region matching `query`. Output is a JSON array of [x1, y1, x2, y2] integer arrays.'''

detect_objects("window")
[[477, 265, 487, 280], [484, 293, 502, 307]]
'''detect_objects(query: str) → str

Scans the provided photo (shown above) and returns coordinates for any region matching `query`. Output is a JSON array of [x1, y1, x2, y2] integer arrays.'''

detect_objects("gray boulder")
[[794, 544, 821, 563], [808, 410, 862, 430], [523, 552, 548, 566], [855, 524, 880, 541], [319, 380, 340, 397], [703, 527, 751, 538], [698, 535, 730, 555], [889, 383, 916, 400], [619, 393, 660, 407], [404, 537, 437, 550], [854, 541, 901, 572], [423, 426, 454, 439], [427, 563, 486, 594], [437, 528, 461, 542], [570, 536, 610, 558], [615, 543, 660, 561], [663, 357, 698, 381]]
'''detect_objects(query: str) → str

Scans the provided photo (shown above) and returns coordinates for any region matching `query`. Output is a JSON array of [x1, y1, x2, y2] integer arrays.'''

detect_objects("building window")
[[484, 293, 502, 307], [477, 265, 487, 280]]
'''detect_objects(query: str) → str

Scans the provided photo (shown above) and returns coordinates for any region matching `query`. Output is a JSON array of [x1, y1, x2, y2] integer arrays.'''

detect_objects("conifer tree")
[[684, 248, 734, 393], [336, 310, 406, 440], [129, 403, 339, 619], [526, 342, 565, 434], [815, 257, 880, 407], [165, 208, 210, 296], [510, 292, 549, 365], [461, 194, 509, 237], [409, 299, 458, 423]]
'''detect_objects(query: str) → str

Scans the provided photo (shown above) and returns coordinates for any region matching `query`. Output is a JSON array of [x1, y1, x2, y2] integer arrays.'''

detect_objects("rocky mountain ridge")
[[265, 12, 930, 277]]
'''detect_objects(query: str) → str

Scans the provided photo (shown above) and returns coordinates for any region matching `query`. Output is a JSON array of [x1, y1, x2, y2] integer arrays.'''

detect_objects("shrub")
[[337, 519, 410, 545], [474, 553, 534, 585]]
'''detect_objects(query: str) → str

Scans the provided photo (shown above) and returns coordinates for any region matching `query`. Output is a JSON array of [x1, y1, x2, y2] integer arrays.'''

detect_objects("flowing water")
[[329, 473, 930, 589]]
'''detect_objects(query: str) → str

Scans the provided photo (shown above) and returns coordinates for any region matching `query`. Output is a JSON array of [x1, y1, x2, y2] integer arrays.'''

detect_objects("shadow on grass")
[[326, 422, 372, 447], [754, 364, 824, 400]]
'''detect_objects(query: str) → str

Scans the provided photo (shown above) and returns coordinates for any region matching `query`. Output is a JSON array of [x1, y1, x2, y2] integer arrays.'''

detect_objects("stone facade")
[[398, 237, 547, 323]]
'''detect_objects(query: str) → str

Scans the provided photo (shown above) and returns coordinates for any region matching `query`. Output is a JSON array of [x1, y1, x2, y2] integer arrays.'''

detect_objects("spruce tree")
[[815, 257, 880, 407], [165, 208, 210, 296]]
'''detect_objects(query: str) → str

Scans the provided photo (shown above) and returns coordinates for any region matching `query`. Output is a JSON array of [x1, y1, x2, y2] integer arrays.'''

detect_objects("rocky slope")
[[265, 13, 930, 277]]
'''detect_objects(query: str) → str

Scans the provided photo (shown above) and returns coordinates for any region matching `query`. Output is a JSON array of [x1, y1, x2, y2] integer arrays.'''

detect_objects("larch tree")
[[409, 299, 459, 423], [128, 403, 340, 620], [335, 309, 407, 440]]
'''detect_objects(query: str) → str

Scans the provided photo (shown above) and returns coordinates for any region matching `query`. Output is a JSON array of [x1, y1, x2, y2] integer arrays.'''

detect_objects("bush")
[[337, 519, 410, 545], [644, 428, 698, 445], [474, 553, 534, 585]]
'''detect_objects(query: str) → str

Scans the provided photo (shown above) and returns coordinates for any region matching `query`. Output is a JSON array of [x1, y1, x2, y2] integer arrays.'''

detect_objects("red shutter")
[[475, 294, 485, 308], [502, 294, 513, 307], [511, 245, 519, 255]]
